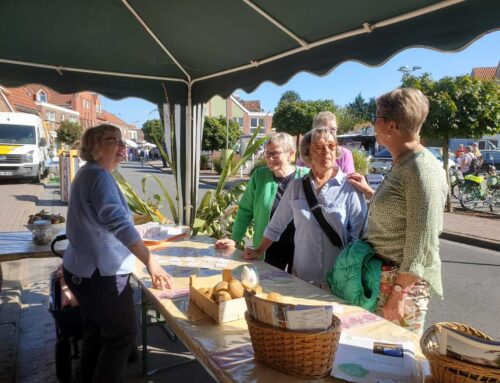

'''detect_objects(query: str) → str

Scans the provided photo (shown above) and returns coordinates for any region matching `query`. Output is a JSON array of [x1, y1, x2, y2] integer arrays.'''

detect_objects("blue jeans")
[[63, 268, 136, 383]]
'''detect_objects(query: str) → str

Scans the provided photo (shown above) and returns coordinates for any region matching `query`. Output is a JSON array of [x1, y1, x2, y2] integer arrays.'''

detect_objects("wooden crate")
[[189, 270, 248, 324]]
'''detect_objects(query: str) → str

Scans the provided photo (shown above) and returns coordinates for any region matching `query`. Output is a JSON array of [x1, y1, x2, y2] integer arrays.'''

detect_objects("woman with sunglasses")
[[347, 88, 447, 335], [215, 133, 309, 272], [62, 124, 172, 382], [244, 127, 367, 288]]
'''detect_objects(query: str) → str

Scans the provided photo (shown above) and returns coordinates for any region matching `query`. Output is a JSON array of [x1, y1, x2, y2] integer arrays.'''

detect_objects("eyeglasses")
[[311, 143, 337, 152], [264, 150, 288, 159], [371, 114, 385, 124], [103, 137, 126, 146]]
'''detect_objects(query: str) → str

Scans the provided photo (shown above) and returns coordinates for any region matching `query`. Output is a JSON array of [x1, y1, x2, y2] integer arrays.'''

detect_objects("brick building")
[[206, 94, 273, 136], [0, 84, 142, 142]]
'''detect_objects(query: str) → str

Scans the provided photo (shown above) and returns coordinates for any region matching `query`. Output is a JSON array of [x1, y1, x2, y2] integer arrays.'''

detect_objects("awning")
[[124, 139, 138, 148], [1, 0, 499, 224]]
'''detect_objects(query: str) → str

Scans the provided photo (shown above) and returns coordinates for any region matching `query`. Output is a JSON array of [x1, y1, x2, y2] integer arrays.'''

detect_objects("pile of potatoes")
[[198, 278, 263, 304]]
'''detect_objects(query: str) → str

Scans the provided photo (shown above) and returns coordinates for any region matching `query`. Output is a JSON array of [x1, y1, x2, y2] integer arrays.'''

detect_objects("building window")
[[233, 117, 243, 128], [69, 116, 77, 123], [60, 114, 65, 121], [46, 111, 56, 122], [96, 104, 102, 113], [250, 117, 265, 134], [37, 90, 47, 103], [83, 99, 91, 109]]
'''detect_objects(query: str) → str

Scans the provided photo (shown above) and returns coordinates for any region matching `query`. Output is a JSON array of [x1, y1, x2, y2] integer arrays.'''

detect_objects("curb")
[[440, 232, 500, 252]]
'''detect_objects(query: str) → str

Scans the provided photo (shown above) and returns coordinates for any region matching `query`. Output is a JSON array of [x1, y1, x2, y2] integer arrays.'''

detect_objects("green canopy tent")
[[1, 0, 499, 224]]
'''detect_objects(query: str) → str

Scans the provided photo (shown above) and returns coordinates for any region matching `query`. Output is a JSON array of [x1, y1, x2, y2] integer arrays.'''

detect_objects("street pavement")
[[0, 162, 499, 382]]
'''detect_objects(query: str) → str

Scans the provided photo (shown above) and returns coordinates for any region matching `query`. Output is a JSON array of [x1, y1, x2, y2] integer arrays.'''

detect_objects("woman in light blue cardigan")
[[63, 124, 172, 382]]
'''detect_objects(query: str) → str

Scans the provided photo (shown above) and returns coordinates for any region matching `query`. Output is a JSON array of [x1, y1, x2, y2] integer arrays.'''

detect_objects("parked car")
[[369, 148, 455, 175]]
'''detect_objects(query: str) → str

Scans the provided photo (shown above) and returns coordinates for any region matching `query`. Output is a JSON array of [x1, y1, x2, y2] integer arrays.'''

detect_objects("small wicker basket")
[[245, 312, 341, 378], [421, 322, 500, 383]]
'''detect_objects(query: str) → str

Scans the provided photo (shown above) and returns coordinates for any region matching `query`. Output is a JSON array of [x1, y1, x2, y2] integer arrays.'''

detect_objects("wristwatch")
[[392, 284, 409, 295]]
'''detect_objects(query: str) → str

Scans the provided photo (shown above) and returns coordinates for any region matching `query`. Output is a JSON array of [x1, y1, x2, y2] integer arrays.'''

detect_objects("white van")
[[0, 112, 50, 182]]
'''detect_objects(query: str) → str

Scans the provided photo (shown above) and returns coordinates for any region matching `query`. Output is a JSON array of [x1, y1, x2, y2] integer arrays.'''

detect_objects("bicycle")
[[459, 169, 500, 212]]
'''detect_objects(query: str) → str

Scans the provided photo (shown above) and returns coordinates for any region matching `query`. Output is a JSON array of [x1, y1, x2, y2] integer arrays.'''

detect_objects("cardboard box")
[[189, 270, 248, 324]]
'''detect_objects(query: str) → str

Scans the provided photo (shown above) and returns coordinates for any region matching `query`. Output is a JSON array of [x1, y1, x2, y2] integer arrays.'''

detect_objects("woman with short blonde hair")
[[348, 88, 447, 335]]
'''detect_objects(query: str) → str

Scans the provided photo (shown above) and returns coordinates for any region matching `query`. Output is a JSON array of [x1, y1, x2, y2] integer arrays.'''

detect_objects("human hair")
[[299, 126, 340, 165], [79, 124, 121, 162], [312, 111, 337, 130], [376, 88, 429, 138], [465, 145, 473, 153], [264, 132, 295, 152]]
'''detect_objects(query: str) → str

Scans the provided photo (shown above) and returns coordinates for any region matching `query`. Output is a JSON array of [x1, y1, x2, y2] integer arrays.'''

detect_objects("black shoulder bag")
[[301, 175, 343, 248]]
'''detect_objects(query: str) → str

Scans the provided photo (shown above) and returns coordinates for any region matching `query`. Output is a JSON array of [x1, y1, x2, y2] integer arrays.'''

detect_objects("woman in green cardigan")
[[215, 133, 309, 272]]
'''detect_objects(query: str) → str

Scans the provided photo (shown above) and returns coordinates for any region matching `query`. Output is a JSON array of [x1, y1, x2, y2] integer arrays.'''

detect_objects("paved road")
[[118, 161, 214, 222], [425, 239, 500, 337]]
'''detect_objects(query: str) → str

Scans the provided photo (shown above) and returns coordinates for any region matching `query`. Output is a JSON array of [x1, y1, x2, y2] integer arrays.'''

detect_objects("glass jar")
[[32, 220, 52, 245]]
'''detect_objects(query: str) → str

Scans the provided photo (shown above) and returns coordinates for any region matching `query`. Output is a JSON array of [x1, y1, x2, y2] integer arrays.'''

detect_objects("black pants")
[[265, 246, 294, 273], [63, 268, 136, 383]]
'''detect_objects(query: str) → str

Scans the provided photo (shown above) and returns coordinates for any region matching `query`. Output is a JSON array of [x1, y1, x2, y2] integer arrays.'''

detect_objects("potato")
[[214, 290, 232, 304], [228, 279, 244, 298], [253, 285, 263, 294], [214, 281, 229, 292], [266, 292, 283, 303]]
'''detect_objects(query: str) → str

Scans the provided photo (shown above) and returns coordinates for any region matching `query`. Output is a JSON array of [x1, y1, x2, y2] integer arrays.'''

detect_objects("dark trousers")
[[265, 245, 294, 274], [63, 268, 137, 383]]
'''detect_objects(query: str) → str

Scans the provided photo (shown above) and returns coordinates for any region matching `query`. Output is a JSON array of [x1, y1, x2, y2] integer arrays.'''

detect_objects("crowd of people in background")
[[455, 142, 483, 175], [125, 146, 161, 163]]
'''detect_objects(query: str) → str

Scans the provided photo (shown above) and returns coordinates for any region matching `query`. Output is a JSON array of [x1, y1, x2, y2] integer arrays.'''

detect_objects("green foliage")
[[351, 150, 369, 175], [347, 93, 375, 122], [273, 95, 338, 138], [142, 119, 164, 145], [202, 116, 241, 151], [113, 170, 169, 224], [249, 158, 268, 176], [401, 74, 500, 140], [278, 90, 301, 104], [56, 121, 82, 145], [193, 128, 267, 238], [336, 108, 361, 134], [200, 154, 209, 170]]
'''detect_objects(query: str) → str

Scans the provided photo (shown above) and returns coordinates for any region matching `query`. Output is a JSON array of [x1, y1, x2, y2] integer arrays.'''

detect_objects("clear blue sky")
[[102, 30, 500, 128]]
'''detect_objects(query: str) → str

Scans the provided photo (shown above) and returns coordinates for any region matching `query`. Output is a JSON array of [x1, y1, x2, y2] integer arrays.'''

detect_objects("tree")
[[273, 92, 337, 150], [346, 93, 377, 125], [141, 119, 164, 144], [278, 90, 301, 104], [56, 121, 82, 145], [202, 116, 241, 152], [402, 73, 500, 210], [336, 107, 361, 133]]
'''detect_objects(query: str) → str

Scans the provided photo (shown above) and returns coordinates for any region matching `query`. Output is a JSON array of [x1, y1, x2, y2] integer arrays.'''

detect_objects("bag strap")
[[302, 174, 343, 248]]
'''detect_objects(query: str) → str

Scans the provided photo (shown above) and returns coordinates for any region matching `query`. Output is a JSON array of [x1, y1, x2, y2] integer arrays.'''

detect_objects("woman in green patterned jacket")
[[215, 133, 308, 273], [348, 88, 448, 335]]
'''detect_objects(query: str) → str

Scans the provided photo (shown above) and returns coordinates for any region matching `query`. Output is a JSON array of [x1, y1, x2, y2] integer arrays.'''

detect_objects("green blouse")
[[366, 148, 448, 296]]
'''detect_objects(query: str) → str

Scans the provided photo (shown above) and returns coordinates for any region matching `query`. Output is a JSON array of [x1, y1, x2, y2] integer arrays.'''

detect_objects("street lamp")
[[398, 65, 422, 75]]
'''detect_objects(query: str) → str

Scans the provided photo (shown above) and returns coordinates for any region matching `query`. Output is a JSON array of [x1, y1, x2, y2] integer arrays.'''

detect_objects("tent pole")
[[184, 82, 193, 226]]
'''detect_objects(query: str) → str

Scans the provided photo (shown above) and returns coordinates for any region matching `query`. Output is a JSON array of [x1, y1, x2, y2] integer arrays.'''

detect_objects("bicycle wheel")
[[489, 188, 500, 213], [459, 182, 481, 210], [451, 181, 461, 199]]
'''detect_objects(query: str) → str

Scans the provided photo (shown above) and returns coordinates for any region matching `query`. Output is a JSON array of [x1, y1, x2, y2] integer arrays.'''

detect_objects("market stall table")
[[135, 236, 430, 383]]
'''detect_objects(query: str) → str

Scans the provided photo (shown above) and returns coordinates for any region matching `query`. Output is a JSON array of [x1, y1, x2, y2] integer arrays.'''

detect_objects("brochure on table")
[[331, 333, 420, 383], [136, 222, 185, 241]]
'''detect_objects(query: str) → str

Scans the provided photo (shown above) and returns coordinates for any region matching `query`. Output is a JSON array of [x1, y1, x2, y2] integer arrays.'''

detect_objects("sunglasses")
[[370, 114, 385, 124], [312, 143, 337, 152], [103, 137, 126, 146]]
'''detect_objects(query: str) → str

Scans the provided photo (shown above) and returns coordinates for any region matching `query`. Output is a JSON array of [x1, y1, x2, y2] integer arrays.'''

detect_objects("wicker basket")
[[245, 312, 341, 378], [421, 322, 500, 383]]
